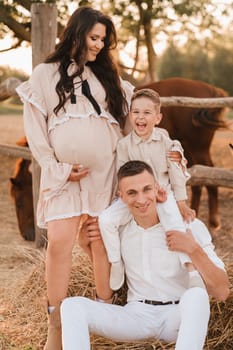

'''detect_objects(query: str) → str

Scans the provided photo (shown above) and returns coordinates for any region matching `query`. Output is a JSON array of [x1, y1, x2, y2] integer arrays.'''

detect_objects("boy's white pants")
[[61, 287, 210, 350], [99, 192, 191, 265]]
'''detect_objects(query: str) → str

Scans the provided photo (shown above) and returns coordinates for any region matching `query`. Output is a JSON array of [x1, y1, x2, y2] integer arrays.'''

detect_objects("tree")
[[159, 39, 211, 83], [158, 41, 185, 79], [0, 1, 31, 48], [0, 0, 73, 50], [1, 0, 233, 82], [210, 41, 233, 95], [109, 0, 233, 82], [0, 65, 28, 82]]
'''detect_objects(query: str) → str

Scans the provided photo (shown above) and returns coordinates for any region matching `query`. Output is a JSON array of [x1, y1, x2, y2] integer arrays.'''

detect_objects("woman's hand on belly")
[[68, 163, 90, 182]]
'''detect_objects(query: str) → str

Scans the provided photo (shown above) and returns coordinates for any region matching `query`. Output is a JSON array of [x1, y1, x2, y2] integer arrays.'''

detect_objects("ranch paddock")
[[0, 114, 232, 349]]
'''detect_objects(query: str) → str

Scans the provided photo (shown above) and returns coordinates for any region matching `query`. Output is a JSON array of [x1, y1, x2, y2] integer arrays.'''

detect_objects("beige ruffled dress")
[[16, 61, 134, 228]]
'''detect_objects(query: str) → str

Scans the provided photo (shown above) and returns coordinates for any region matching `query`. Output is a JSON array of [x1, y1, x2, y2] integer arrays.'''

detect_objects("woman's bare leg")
[[46, 216, 81, 306]]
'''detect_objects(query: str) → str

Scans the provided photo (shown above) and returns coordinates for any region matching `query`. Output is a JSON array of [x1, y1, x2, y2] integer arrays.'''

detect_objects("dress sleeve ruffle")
[[16, 64, 49, 117], [17, 81, 73, 211], [18, 63, 121, 133], [47, 102, 119, 132], [39, 157, 72, 200], [16, 80, 47, 116]]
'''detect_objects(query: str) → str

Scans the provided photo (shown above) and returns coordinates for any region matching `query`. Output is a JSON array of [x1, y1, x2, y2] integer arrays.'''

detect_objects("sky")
[[0, 2, 77, 75], [0, 40, 32, 75]]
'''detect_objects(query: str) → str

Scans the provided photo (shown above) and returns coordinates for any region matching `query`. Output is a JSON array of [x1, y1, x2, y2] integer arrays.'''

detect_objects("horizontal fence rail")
[[0, 143, 31, 160], [1, 143, 232, 188], [1, 77, 233, 108], [160, 96, 233, 108], [187, 165, 233, 188]]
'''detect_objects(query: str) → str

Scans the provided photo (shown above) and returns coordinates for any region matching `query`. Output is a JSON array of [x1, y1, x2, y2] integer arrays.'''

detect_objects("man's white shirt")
[[120, 218, 225, 303]]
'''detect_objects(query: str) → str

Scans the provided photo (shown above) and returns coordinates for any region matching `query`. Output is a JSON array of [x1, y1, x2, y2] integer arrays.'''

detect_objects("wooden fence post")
[[31, 3, 57, 247], [31, 3, 58, 68]]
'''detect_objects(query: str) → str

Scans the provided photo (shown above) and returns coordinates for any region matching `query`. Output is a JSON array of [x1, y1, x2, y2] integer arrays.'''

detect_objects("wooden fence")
[[2, 76, 233, 108], [0, 108, 232, 248], [1, 143, 232, 188]]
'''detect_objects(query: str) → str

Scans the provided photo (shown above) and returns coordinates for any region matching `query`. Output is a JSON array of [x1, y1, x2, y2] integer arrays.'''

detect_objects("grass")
[[0, 100, 23, 116], [227, 109, 233, 120]]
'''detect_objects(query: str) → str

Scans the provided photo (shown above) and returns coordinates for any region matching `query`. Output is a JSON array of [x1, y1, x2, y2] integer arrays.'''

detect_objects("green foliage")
[[158, 37, 233, 96], [0, 100, 23, 113], [158, 42, 185, 79], [227, 110, 233, 120], [183, 39, 211, 81], [109, 0, 233, 81], [210, 44, 233, 96]]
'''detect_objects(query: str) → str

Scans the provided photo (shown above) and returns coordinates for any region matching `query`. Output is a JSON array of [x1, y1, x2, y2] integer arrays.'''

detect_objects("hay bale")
[[1, 244, 232, 350]]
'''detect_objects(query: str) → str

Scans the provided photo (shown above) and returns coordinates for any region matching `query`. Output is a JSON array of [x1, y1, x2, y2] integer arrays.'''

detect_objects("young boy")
[[99, 88, 205, 291]]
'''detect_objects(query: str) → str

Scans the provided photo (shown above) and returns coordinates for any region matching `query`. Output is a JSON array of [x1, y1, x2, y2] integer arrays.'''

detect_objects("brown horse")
[[137, 77, 231, 230], [10, 137, 35, 241]]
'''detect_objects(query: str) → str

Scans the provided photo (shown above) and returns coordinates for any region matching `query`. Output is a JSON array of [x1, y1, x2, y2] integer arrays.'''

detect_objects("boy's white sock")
[[188, 271, 206, 289], [110, 260, 125, 291], [48, 305, 56, 314]]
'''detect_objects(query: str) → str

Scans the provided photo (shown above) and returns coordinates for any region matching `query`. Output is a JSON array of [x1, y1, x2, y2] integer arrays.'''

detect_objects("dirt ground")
[[0, 115, 34, 300], [0, 114, 232, 348]]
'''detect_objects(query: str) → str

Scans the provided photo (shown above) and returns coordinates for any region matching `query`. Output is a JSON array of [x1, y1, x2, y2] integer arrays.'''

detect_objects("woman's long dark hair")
[[45, 6, 128, 129]]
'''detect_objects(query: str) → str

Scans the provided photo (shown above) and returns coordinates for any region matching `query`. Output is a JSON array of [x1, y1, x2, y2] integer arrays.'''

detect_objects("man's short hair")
[[117, 160, 154, 182], [130, 88, 161, 110]]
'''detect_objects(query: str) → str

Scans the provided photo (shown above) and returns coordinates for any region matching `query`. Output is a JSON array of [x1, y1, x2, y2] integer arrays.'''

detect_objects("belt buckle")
[[138, 299, 179, 306]]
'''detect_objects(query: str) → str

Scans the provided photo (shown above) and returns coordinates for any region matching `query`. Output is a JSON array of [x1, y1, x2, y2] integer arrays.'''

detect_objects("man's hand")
[[156, 187, 167, 203], [166, 229, 199, 255], [78, 217, 102, 258], [167, 150, 184, 163], [166, 229, 230, 301], [68, 164, 90, 181]]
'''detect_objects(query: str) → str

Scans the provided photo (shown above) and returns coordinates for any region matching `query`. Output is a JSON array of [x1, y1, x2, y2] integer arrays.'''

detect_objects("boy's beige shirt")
[[116, 127, 188, 201]]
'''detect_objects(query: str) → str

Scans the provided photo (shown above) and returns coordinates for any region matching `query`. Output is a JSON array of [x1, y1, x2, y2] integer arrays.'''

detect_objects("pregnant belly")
[[49, 117, 119, 169]]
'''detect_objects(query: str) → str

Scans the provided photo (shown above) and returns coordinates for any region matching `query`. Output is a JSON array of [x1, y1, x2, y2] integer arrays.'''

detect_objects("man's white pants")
[[61, 287, 210, 350]]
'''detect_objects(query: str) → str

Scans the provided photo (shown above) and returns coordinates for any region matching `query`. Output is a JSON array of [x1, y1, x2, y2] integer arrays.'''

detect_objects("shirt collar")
[[131, 218, 162, 232], [132, 128, 162, 145]]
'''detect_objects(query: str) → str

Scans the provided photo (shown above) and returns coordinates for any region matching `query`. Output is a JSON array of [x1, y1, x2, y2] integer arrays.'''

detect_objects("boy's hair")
[[117, 160, 154, 182], [130, 88, 161, 110]]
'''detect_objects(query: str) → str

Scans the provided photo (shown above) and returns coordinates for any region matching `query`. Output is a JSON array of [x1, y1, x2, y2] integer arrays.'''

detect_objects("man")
[[61, 160, 229, 350]]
